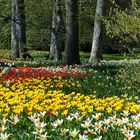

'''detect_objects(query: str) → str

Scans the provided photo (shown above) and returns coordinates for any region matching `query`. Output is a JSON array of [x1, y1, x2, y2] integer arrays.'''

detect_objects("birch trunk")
[[89, 0, 105, 63]]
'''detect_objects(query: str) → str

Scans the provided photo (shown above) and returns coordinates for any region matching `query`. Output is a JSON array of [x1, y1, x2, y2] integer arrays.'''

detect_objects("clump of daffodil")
[[29, 113, 49, 140], [0, 118, 11, 140]]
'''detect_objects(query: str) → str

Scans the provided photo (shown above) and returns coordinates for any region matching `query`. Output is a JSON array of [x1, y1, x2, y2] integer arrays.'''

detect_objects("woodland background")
[[0, 0, 140, 64]]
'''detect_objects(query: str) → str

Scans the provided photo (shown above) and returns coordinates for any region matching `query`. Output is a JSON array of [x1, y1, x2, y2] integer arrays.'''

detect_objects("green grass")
[[1, 49, 140, 61], [0, 49, 10, 58], [103, 53, 140, 60]]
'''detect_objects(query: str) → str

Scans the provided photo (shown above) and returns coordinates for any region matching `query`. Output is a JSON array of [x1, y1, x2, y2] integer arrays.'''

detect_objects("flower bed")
[[0, 66, 139, 140], [0, 66, 92, 82]]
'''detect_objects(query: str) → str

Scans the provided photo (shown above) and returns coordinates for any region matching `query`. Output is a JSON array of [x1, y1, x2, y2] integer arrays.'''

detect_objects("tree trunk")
[[49, 0, 62, 61], [11, 0, 19, 59], [89, 0, 105, 63], [18, 0, 26, 59], [116, 0, 132, 13], [136, 0, 140, 7], [63, 0, 80, 65], [11, 0, 26, 60]]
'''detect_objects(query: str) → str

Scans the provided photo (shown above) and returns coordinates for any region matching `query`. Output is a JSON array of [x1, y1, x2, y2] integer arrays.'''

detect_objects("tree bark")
[[18, 0, 26, 59], [63, 0, 80, 65], [116, 0, 132, 13], [11, 0, 26, 60], [89, 0, 105, 63], [136, 0, 140, 7], [49, 0, 62, 61], [11, 0, 19, 59]]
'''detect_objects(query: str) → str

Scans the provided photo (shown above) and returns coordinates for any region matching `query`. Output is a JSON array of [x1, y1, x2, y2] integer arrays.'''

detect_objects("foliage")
[[0, 0, 95, 51], [25, 0, 53, 50], [1, 0, 140, 52], [0, 0, 11, 49], [79, 0, 96, 46], [104, 0, 140, 47]]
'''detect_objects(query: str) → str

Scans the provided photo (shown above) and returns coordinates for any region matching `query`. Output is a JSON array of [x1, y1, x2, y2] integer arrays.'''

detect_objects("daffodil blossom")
[[131, 115, 140, 122], [9, 115, 20, 125], [87, 128, 97, 135], [94, 136, 102, 140], [66, 115, 74, 122], [81, 117, 93, 129], [37, 132, 48, 140], [0, 124, 7, 132], [70, 112, 80, 120], [92, 113, 102, 120], [69, 128, 79, 138], [60, 128, 69, 136], [133, 122, 140, 130], [123, 130, 136, 140], [40, 111, 46, 117], [51, 122, 59, 128], [0, 133, 10, 140], [55, 119, 63, 126], [94, 121, 103, 133], [0, 118, 8, 125], [79, 134, 88, 140], [36, 122, 47, 129], [103, 118, 111, 126], [121, 110, 130, 117]]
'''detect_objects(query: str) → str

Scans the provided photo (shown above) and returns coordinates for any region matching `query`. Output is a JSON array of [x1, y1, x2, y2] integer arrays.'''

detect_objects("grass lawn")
[[1, 49, 140, 61]]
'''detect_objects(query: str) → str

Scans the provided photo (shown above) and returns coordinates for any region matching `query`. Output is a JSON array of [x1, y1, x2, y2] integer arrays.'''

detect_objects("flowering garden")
[[0, 59, 140, 140]]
